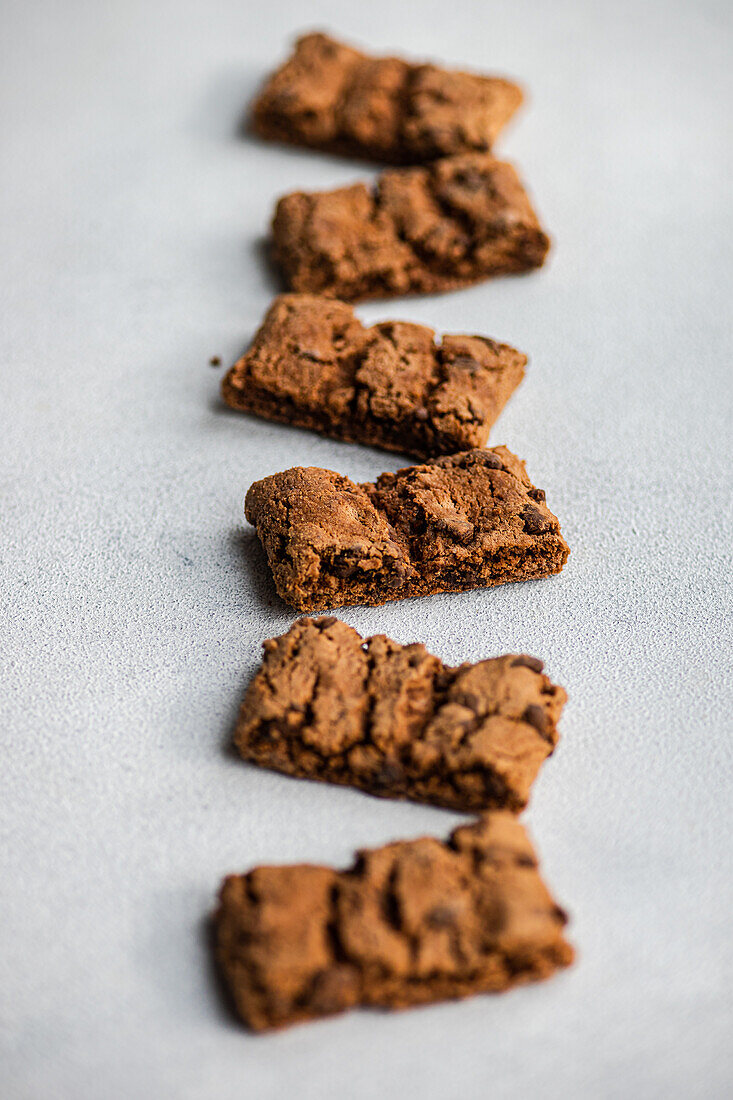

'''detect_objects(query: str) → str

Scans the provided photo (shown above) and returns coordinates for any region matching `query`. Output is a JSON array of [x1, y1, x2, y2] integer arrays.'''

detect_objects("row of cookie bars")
[[255, 33, 549, 301], [213, 32, 572, 1031]]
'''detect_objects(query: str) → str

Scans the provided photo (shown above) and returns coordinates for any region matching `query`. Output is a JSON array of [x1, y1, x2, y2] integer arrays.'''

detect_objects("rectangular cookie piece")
[[251, 31, 523, 165], [271, 153, 550, 301], [235, 616, 566, 813], [222, 294, 526, 460], [215, 812, 574, 1031], [244, 447, 569, 611]]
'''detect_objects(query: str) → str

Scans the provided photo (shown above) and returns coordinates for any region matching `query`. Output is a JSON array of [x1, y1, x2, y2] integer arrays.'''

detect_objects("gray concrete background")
[[1, 1, 732, 1097]]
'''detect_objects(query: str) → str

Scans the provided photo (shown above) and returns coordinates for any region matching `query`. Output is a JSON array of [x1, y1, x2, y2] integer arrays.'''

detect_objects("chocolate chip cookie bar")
[[235, 616, 566, 812], [251, 32, 523, 164], [222, 294, 526, 459], [271, 153, 550, 301], [244, 447, 568, 611], [215, 812, 574, 1031]]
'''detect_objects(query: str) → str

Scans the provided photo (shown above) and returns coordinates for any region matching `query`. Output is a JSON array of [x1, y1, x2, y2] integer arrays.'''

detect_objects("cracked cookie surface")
[[234, 616, 566, 812], [271, 153, 549, 302], [251, 32, 523, 164], [244, 446, 569, 611], [215, 812, 574, 1031], [222, 294, 525, 459]]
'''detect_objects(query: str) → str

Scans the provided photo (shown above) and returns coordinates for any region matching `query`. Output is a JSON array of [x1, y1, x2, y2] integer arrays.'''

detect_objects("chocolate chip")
[[385, 561, 409, 588], [330, 544, 371, 577], [316, 616, 338, 629], [426, 904, 458, 928], [435, 512, 474, 541], [310, 965, 358, 1013], [523, 704, 548, 736], [478, 452, 503, 469], [511, 655, 544, 673], [515, 853, 537, 868], [528, 487, 546, 503], [375, 760, 404, 787], [447, 355, 479, 373], [453, 168, 483, 192], [331, 558, 360, 578], [522, 504, 550, 534]]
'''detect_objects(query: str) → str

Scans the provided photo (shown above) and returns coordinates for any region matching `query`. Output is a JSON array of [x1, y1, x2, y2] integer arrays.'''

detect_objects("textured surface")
[[1, 1, 732, 1098], [222, 294, 526, 458], [216, 813, 573, 1029], [251, 31, 523, 163], [245, 448, 569, 610], [234, 617, 565, 811], [272, 153, 549, 300]]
